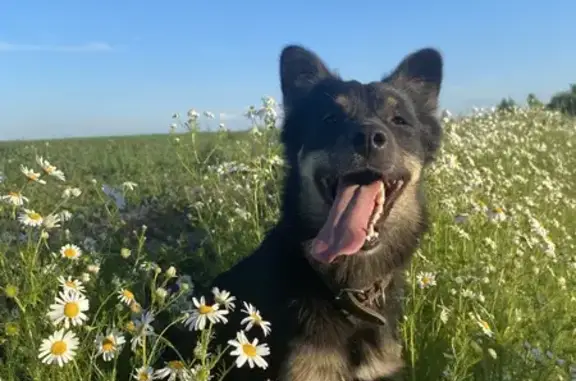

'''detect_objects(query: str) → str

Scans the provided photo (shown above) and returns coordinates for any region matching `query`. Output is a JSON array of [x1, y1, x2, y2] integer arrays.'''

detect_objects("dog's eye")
[[323, 114, 338, 124], [390, 116, 408, 126]]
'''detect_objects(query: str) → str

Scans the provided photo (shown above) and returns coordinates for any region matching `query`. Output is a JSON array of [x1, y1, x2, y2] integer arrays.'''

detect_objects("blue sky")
[[0, 0, 574, 141]]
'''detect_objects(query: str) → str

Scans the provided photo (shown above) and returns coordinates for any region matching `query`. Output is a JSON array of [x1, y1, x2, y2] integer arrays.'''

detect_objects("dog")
[[207, 44, 444, 381]]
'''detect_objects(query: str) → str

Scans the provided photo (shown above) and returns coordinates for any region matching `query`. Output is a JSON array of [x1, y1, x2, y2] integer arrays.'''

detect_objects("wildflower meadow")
[[0, 98, 575, 381]]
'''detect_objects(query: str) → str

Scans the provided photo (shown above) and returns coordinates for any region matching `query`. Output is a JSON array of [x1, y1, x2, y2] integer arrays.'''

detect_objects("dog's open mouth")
[[311, 170, 407, 264]]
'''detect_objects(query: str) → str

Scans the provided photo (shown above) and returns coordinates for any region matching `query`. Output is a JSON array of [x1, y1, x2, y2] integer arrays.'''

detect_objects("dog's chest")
[[276, 300, 403, 381]]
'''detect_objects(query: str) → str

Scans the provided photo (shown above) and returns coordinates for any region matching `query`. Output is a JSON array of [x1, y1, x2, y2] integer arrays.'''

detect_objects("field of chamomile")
[[0, 98, 575, 381]]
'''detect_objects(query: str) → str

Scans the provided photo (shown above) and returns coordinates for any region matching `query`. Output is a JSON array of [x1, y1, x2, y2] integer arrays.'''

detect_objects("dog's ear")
[[383, 48, 443, 113], [280, 45, 334, 112]]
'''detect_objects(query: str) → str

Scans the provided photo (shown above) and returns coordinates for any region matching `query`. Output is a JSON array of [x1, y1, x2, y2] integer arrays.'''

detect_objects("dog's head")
[[278, 45, 443, 282]]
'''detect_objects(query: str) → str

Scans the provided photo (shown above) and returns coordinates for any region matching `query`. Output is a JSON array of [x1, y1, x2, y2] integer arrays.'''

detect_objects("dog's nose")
[[370, 130, 387, 149], [352, 126, 389, 156]]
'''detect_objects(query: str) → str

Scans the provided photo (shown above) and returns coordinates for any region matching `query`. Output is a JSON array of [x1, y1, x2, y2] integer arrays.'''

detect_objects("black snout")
[[352, 125, 390, 157]]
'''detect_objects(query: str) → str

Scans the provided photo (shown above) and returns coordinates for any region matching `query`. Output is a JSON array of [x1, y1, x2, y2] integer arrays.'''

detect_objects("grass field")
[[0, 103, 575, 381]]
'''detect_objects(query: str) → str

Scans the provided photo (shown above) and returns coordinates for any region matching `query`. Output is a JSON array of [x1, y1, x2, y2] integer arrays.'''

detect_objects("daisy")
[[416, 272, 437, 289], [240, 302, 271, 337], [118, 289, 137, 306], [1, 191, 28, 206], [58, 276, 86, 294], [130, 311, 155, 352], [487, 206, 506, 222], [59, 210, 73, 222], [474, 314, 494, 338], [95, 328, 126, 362], [133, 366, 156, 381], [154, 360, 193, 381], [36, 156, 66, 181], [184, 296, 228, 331], [38, 328, 79, 367], [62, 187, 82, 199], [212, 287, 236, 311], [43, 213, 61, 230], [228, 330, 270, 369], [20, 165, 46, 184], [122, 181, 138, 191], [47, 290, 90, 329], [18, 208, 44, 227], [60, 244, 82, 260]]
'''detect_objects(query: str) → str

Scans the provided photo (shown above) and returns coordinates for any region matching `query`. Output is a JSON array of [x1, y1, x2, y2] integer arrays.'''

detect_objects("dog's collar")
[[317, 270, 393, 326]]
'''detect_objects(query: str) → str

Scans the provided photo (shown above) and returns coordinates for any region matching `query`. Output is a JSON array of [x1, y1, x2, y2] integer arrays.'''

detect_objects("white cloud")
[[0, 41, 113, 52]]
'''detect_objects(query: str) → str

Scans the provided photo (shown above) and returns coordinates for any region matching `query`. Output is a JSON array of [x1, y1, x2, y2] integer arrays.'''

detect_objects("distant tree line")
[[497, 84, 576, 116]]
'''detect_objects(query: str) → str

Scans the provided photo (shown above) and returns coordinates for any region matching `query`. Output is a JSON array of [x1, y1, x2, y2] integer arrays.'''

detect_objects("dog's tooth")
[[380, 182, 386, 204]]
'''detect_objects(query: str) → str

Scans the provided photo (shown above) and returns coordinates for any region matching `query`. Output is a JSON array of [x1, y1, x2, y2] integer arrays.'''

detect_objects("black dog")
[[209, 44, 444, 381]]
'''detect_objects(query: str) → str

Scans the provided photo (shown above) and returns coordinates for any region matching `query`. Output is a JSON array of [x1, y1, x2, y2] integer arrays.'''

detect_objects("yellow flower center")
[[51, 340, 67, 355], [130, 302, 142, 313], [422, 277, 431, 284], [65, 281, 77, 289], [4, 284, 18, 299], [250, 313, 262, 323], [44, 165, 55, 174], [199, 305, 213, 314], [122, 290, 134, 301], [64, 302, 80, 318], [138, 372, 150, 381], [125, 321, 136, 332], [480, 320, 490, 330], [9, 191, 19, 197], [493, 207, 504, 214], [28, 212, 42, 221], [242, 343, 257, 357], [5, 322, 19, 336], [27, 173, 39, 181], [101, 337, 115, 352], [168, 360, 185, 369], [63, 248, 77, 258]]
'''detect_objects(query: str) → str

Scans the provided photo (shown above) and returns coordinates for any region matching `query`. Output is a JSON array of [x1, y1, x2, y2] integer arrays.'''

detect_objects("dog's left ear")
[[279, 45, 335, 112], [383, 48, 443, 113]]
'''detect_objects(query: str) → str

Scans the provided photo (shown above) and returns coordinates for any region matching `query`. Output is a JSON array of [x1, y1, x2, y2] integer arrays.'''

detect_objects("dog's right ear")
[[280, 45, 334, 112]]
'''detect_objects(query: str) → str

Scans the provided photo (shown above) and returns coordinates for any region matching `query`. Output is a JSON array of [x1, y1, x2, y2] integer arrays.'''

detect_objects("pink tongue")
[[311, 181, 381, 264]]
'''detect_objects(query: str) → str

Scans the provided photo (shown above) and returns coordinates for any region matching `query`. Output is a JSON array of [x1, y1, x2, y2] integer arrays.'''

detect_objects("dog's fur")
[[208, 45, 444, 381]]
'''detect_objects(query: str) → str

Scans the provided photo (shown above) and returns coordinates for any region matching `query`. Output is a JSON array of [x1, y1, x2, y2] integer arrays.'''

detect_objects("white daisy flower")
[[240, 302, 271, 337], [38, 328, 79, 367], [228, 330, 270, 369], [118, 289, 136, 306], [62, 187, 82, 199], [133, 366, 156, 380], [59, 243, 82, 260], [212, 287, 236, 311], [95, 328, 126, 362], [122, 181, 138, 191], [36, 156, 66, 181], [47, 290, 90, 329], [59, 210, 73, 222], [20, 165, 46, 184], [487, 206, 506, 222], [86, 263, 100, 274], [473, 313, 494, 338], [184, 296, 228, 331], [57, 276, 86, 294], [1, 191, 28, 206], [43, 213, 61, 230], [154, 360, 193, 381], [416, 271, 437, 289], [18, 209, 44, 227], [130, 311, 155, 352]]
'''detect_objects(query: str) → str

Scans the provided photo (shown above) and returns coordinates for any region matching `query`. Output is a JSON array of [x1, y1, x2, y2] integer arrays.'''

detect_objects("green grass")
[[0, 104, 575, 381]]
